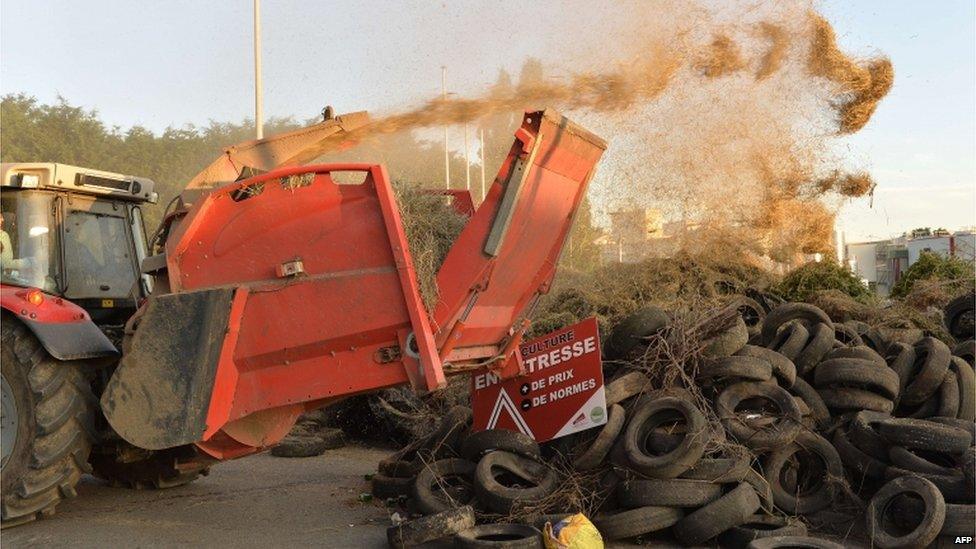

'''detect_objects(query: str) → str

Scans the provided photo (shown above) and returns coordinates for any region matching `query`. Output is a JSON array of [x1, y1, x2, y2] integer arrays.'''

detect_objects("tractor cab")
[[0, 163, 157, 325]]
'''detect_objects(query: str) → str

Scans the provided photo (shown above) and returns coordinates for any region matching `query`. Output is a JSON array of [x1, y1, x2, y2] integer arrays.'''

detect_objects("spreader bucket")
[[101, 109, 606, 459]]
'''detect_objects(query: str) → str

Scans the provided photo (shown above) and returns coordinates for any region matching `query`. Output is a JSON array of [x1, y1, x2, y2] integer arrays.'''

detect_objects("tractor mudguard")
[[102, 109, 606, 458], [0, 284, 118, 361], [23, 318, 118, 361], [100, 288, 234, 450]]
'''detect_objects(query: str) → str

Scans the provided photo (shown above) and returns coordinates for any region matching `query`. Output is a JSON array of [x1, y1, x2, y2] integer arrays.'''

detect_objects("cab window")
[[63, 206, 137, 299]]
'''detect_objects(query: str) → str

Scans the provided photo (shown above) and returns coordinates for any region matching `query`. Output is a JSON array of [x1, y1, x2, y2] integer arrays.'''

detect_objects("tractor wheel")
[[1, 319, 95, 528], [90, 442, 209, 489]]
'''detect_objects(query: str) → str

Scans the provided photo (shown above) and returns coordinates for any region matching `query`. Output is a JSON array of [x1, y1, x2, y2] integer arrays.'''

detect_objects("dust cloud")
[[314, 2, 893, 264]]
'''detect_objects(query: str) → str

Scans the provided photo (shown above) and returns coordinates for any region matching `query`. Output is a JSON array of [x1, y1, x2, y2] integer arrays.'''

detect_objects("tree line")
[[0, 57, 602, 269]]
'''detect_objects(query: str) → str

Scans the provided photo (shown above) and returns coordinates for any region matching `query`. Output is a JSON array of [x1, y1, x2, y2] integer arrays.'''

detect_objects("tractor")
[[0, 109, 606, 527]]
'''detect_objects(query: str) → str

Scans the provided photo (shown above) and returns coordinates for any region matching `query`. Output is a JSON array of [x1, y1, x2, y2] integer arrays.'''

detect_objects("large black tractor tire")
[[90, 442, 209, 489], [1, 319, 96, 528]]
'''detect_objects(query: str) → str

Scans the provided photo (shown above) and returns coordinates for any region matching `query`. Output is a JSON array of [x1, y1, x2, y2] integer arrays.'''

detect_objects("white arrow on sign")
[[486, 389, 535, 439]]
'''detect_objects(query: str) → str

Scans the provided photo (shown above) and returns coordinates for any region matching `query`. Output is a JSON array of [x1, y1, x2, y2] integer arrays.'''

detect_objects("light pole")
[[254, 0, 264, 139], [479, 127, 486, 200], [464, 123, 471, 191], [442, 66, 450, 189]]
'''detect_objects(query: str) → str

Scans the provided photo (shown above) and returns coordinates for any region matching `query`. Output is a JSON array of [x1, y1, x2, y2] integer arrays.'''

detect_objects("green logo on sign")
[[590, 406, 605, 422]]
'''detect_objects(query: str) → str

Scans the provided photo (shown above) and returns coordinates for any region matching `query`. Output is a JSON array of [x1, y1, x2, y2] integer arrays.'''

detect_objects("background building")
[[845, 228, 975, 296]]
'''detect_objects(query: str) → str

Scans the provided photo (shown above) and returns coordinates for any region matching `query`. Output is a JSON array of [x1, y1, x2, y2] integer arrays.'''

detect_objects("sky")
[[1, 1, 974, 242]]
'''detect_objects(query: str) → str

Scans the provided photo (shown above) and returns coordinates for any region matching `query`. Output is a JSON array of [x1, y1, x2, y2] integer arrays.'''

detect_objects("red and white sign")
[[471, 317, 606, 442]]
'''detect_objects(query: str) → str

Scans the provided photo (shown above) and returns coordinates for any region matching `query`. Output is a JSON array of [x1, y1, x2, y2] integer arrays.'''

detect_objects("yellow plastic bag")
[[543, 513, 604, 549]]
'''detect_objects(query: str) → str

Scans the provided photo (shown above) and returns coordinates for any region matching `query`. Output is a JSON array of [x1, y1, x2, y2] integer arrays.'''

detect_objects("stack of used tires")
[[726, 299, 976, 548], [593, 303, 842, 547], [376, 293, 975, 548], [377, 408, 557, 548]]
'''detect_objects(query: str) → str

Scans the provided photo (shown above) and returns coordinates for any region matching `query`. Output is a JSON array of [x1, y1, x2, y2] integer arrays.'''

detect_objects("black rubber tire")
[[603, 371, 650, 406], [949, 357, 975, 422], [887, 446, 958, 477], [731, 296, 766, 339], [681, 453, 752, 483], [884, 466, 971, 503], [592, 506, 683, 541], [825, 345, 886, 367], [1, 320, 95, 528], [698, 356, 772, 383], [90, 443, 209, 489], [833, 323, 864, 347], [672, 482, 761, 546], [270, 434, 329, 457], [606, 306, 669, 359], [926, 417, 976, 444], [814, 358, 900, 400], [941, 503, 976, 537], [743, 467, 776, 513], [413, 458, 476, 514], [761, 303, 833, 346], [818, 388, 894, 414], [901, 337, 952, 407], [748, 289, 785, 314], [720, 515, 808, 548], [763, 431, 844, 514], [454, 524, 543, 548], [371, 473, 414, 499], [704, 317, 750, 358], [788, 378, 830, 428], [877, 417, 972, 454], [953, 339, 975, 366], [717, 381, 802, 449], [885, 342, 916, 398], [737, 345, 797, 388], [846, 319, 872, 336], [622, 396, 707, 478], [426, 406, 473, 457], [460, 430, 541, 462], [944, 291, 975, 341], [867, 475, 945, 549], [386, 406, 471, 466], [530, 513, 574, 533], [473, 451, 558, 514], [935, 372, 960, 419], [769, 321, 810, 362], [848, 410, 892, 461], [616, 477, 723, 508], [794, 322, 835, 377], [746, 536, 845, 549], [864, 328, 890, 356], [963, 447, 975, 493], [379, 458, 422, 478], [573, 404, 625, 470], [834, 427, 888, 482], [387, 505, 475, 548]]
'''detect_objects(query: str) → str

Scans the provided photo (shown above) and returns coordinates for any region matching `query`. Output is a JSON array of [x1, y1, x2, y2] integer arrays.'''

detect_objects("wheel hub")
[[1, 372, 17, 470]]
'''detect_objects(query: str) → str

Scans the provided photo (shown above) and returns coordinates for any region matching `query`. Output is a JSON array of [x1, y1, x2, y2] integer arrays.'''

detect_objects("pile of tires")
[[269, 412, 346, 458], [375, 407, 555, 548], [376, 295, 975, 548], [739, 299, 975, 547]]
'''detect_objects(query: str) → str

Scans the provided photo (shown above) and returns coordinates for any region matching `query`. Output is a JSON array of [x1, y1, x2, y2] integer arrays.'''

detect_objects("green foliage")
[[890, 251, 975, 298], [0, 58, 556, 239], [1, 93, 302, 229], [774, 260, 873, 303]]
